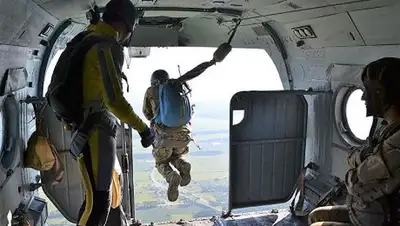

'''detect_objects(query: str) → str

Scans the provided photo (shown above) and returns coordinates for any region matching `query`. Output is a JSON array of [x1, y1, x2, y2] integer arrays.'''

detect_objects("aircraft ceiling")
[[32, 0, 395, 23]]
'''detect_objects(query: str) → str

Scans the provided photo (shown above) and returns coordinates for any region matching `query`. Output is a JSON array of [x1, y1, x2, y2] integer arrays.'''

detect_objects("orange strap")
[[111, 169, 122, 209]]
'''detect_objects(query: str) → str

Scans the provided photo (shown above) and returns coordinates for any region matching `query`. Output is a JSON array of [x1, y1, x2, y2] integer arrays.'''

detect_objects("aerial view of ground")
[[41, 111, 289, 226]]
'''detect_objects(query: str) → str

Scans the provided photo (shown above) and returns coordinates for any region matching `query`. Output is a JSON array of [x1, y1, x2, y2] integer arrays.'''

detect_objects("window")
[[124, 47, 283, 223], [335, 86, 373, 146], [345, 89, 372, 140], [42, 49, 64, 95]]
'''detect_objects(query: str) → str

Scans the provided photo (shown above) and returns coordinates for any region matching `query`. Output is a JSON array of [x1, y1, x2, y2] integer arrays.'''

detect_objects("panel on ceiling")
[[141, 0, 284, 9], [223, 0, 284, 9], [285, 13, 365, 48], [252, 0, 331, 16], [333, 0, 398, 12], [267, 6, 339, 24], [33, 0, 108, 20], [130, 26, 179, 46], [10, 5, 58, 47], [139, 0, 209, 8], [0, 0, 35, 45], [349, 4, 400, 45], [326, 0, 369, 4]]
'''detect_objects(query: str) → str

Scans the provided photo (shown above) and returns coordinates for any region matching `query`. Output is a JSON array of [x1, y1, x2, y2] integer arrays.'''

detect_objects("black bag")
[[46, 31, 116, 127]]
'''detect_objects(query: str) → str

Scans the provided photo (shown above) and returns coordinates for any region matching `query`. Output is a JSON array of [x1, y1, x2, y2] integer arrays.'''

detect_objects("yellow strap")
[[77, 154, 94, 226]]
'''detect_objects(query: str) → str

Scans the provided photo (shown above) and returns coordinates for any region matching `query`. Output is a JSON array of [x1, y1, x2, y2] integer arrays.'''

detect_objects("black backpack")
[[46, 31, 117, 127]]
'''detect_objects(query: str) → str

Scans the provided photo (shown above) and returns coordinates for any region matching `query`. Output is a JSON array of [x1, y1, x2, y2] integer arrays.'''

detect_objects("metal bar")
[[127, 127, 136, 219], [231, 137, 304, 146], [262, 22, 293, 90], [98, 6, 243, 17], [120, 123, 131, 218]]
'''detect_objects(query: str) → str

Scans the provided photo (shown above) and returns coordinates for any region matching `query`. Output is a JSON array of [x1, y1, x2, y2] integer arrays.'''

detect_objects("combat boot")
[[167, 172, 182, 202], [179, 161, 191, 186]]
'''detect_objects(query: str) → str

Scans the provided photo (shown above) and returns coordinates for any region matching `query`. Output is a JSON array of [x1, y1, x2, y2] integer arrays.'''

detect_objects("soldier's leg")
[[170, 147, 191, 186], [309, 205, 351, 226], [105, 171, 129, 226], [105, 205, 128, 226], [152, 146, 182, 202], [76, 127, 116, 226]]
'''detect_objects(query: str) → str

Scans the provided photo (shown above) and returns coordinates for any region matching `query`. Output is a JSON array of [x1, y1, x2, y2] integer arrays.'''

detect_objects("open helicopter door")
[[229, 90, 312, 211], [37, 100, 132, 223], [33, 101, 82, 223]]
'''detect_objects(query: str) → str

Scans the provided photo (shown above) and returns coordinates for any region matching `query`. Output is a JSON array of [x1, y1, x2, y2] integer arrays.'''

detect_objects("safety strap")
[[121, 72, 129, 93], [190, 136, 201, 151], [290, 165, 309, 216], [290, 162, 319, 217], [377, 121, 400, 143], [363, 121, 400, 181], [368, 117, 379, 147]]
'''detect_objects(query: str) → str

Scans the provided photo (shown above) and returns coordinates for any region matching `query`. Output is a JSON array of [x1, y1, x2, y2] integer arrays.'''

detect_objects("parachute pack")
[[153, 80, 192, 128], [46, 30, 117, 127]]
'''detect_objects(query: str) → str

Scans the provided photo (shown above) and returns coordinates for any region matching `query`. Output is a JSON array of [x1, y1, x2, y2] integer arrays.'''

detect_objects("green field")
[[37, 114, 288, 225], [38, 120, 232, 225]]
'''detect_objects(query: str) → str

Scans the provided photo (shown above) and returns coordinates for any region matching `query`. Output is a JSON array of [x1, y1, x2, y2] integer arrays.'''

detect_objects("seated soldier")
[[309, 57, 400, 226]]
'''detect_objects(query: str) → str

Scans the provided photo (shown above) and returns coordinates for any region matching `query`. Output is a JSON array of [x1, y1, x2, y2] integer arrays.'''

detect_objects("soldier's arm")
[[142, 88, 154, 121], [355, 131, 400, 184], [94, 43, 147, 133]]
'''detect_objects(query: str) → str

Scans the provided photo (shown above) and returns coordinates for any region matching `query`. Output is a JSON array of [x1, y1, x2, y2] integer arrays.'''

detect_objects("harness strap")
[[290, 162, 317, 216]]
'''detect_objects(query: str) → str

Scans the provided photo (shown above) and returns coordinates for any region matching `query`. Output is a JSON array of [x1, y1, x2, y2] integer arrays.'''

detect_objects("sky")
[[43, 46, 371, 140], [346, 89, 373, 139], [122, 47, 282, 105], [43, 47, 283, 127]]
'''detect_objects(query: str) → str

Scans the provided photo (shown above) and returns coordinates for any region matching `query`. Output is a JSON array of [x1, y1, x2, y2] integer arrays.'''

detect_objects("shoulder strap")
[[77, 33, 117, 56], [378, 121, 400, 142]]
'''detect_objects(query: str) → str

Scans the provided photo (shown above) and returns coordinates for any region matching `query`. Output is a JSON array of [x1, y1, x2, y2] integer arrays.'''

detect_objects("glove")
[[139, 126, 155, 148]]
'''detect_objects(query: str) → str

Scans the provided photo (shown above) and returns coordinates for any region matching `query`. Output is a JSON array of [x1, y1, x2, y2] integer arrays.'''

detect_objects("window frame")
[[334, 84, 371, 147]]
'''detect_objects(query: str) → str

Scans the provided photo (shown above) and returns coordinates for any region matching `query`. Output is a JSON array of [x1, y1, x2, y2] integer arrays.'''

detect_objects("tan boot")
[[167, 172, 182, 202], [179, 161, 191, 187]]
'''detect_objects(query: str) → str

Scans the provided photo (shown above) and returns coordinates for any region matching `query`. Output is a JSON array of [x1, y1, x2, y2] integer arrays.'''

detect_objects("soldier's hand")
[[139, 126, 155, 148]]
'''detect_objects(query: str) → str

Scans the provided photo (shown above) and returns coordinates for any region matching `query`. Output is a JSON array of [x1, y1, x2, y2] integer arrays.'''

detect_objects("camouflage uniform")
[[309, 121, 400, 226], [142, 86, 192, 202]]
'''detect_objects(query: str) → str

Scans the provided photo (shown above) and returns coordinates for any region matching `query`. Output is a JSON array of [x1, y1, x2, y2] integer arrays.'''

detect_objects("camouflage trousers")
[[152, 125, 192, 202], [308, 205, 353, 226]]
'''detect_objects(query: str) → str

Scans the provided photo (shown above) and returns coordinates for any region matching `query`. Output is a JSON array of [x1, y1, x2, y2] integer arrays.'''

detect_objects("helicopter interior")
[[1, 0, 400, 225]]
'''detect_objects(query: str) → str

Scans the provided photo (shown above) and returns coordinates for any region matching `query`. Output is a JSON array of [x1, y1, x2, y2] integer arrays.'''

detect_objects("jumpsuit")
[[70, 21, 148, 226], [142, 86, 192, 202]]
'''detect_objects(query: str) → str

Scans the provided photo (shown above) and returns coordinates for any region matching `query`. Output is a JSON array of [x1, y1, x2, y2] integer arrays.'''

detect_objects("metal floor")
[[155, 210, 307, 226]]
